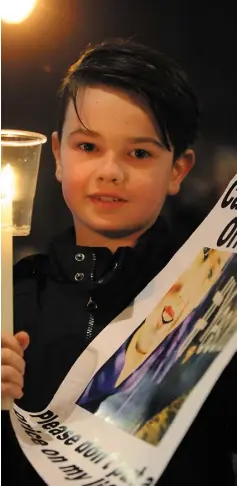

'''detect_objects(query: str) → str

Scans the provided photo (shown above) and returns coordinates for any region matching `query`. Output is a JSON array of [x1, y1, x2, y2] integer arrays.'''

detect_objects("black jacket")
[[2, 218, 237, 486]]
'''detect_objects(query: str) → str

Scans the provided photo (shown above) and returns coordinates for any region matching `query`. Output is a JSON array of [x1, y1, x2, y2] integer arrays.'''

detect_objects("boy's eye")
[[78, 143, 96, 152], [130, 149, 151, 159]]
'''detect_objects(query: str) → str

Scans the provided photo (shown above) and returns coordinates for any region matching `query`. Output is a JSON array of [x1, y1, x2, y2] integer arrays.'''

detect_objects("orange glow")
[[1, 0, 37, 24]]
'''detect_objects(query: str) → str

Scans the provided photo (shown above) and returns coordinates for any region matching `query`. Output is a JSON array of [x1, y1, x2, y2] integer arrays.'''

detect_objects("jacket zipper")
[[85, 252, 122, 343], [86, 312, 95, 342], [86, 253, 96, 342]]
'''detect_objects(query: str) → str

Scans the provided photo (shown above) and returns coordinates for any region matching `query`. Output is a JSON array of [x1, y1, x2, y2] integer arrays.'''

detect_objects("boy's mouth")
[[89, 192, 126, 200], [88, 193, 127, 206], [92, 196, 123, 202]]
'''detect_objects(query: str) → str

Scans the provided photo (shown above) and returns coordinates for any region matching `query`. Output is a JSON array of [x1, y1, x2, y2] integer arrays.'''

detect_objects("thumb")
[[15, 331, 30, 352]]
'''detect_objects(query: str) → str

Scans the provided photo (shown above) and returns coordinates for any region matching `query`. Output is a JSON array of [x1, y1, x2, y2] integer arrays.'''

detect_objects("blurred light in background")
[[1, 0, 37, 24]]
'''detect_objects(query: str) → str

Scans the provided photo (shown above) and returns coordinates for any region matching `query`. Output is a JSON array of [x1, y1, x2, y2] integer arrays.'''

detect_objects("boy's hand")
[[1, 331, 30, 400]]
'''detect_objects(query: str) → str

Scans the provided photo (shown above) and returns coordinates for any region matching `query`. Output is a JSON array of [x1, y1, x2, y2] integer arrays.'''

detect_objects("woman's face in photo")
[[135, 249, 232, 355]]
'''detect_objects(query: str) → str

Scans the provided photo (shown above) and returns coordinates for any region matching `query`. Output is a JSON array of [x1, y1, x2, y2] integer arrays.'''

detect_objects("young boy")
[[1, 39, 237, 486]]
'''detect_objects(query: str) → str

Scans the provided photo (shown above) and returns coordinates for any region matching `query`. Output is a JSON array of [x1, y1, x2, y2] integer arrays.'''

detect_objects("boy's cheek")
[[62, 182, 79, 206], [63, 181, 89, 212], [62, 175, 83, 193]]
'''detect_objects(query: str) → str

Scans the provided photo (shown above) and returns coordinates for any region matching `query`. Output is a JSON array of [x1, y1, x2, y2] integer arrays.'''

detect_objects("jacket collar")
[[47, 217, 175, 288]]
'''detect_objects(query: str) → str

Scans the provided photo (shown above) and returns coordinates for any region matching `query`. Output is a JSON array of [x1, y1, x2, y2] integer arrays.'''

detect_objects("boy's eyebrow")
[[69, 129, 164, 148], [69, 127, 100, 137], [127, 136, 164, 148]]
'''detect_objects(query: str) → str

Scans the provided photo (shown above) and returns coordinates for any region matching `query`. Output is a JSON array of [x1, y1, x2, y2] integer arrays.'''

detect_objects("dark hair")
[[57, 39, 200, 159]]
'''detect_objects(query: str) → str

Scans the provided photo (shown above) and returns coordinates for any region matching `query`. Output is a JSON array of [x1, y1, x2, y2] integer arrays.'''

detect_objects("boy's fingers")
[[1, 331, 30, 356], [1, 349, 26, 374], [1, 332, 24, 357], [15, 332, 30, 352], [1, 365, 24, 388], [1, 382, 23, 400]]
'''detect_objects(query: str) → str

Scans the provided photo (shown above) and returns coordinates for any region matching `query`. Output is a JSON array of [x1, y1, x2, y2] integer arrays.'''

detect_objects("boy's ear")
[[52, 131, 62, 182], [168, 149, 195, 196]]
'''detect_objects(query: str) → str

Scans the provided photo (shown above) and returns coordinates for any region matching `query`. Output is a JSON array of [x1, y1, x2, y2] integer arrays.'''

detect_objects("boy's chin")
[[92, 224, 145, 240]]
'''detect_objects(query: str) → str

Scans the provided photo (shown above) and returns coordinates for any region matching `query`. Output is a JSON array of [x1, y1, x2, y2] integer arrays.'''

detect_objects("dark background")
[[1, 0, 237, 262]]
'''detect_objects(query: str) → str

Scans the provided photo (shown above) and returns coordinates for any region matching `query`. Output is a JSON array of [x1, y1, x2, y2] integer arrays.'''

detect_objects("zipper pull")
[[87, 296, 98, 311]]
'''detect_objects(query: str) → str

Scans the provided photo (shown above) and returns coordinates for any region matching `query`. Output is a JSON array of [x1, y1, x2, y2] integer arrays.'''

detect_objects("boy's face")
[[52, 85, 194, 242]]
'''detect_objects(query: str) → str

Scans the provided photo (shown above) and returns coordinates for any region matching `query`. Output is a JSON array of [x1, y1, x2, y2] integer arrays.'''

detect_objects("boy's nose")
[[96, 155, 125, 184]]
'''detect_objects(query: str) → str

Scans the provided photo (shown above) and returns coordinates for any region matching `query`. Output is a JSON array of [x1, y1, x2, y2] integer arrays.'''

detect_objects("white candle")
[[1, 165, 14, 410]]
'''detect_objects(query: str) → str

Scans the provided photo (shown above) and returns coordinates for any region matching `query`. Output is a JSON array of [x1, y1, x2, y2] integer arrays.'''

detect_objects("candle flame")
[[1, 0, 37, 24], [0, 165, 14, 201]]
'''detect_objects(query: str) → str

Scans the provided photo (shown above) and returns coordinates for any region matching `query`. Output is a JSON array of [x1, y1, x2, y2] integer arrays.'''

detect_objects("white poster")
[[10, 175, 237, 486]]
